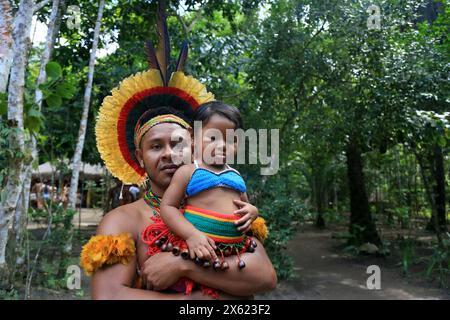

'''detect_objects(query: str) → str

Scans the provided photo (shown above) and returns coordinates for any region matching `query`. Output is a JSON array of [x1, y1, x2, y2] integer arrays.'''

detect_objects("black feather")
[[145, 40, 165, 83], [156, 0, 170, 85], [175, 41, 189, 72], [145, 41, 160, 70]]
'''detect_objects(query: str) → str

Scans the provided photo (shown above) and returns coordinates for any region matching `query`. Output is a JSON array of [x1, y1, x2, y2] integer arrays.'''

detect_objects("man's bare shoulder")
[[96, 200, 143, 236]]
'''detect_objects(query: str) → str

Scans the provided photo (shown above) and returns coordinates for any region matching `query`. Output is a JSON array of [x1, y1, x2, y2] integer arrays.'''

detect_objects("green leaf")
[[445, 129, 450, 140], [24, 107, 44, 133], [27, 108, 43, 118], [437, 135, 447, 147], [45, 61, 62, 80], [38, 83, 50, 91], [55, 82, 76, 99], [27, 118, 41, 132], [45, 94, 62, 108]]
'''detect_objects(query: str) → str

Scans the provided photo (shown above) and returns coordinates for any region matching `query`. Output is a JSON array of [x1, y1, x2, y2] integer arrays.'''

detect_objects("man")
[[90, 108, 277, 299], [84, 13, 276, 297]]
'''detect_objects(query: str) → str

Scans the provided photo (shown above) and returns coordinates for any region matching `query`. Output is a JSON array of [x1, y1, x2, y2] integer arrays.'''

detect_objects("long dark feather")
[[156, 0, 170, 85], [145, 40, 165, 82], [145, 41, 160, 70], [175, 41, 189, 72]]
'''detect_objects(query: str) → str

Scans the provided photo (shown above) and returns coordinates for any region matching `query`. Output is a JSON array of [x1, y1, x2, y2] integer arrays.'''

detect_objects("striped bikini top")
[[186, 160, 247, 197]]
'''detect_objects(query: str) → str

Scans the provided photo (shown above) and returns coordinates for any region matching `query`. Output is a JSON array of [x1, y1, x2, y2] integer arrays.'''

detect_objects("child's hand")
[[186, 231, 218, 262], [233, 199, 259, 233]]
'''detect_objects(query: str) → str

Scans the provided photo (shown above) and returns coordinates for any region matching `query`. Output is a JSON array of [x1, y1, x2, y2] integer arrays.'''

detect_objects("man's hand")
[[233, 199, 259, 233], [141, 252, 188, 291]]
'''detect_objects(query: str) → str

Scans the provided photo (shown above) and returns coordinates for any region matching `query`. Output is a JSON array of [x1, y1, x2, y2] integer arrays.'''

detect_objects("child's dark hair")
[[192, 101, 243, 129]]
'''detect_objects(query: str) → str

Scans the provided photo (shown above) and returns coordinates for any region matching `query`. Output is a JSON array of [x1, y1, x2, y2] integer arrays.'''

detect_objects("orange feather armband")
[[251, 217, 269, 242], [80, 233, 136, 275]]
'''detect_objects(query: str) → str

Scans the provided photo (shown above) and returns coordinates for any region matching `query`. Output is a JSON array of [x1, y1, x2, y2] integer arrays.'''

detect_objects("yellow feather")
[[96, 70, 213, 184]]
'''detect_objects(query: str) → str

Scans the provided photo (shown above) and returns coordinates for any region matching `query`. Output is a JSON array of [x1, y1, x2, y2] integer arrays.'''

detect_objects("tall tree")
[[420, 2, 448, 232], [0, 0, 51, 283], [0, 0, 13, 93], [12, 0, 65, 266], [67, 0, 105, 210]]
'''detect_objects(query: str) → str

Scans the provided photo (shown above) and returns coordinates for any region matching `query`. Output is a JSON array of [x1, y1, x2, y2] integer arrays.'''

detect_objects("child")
[[142, 101, 260, 297]]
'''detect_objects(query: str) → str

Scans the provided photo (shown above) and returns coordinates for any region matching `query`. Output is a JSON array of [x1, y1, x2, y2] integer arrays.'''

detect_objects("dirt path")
[[257, 224, 449, 300]]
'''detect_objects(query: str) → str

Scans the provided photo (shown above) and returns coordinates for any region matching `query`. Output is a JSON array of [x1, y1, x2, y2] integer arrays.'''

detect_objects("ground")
[[22, 209, 450, 300], [257, 224, 449, 300]]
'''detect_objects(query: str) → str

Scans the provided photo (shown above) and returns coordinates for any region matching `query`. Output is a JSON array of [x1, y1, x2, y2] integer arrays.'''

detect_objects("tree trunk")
[[19, 0, 63, 235], [0, 203, 9, 288], [0, 0, 35, 278], [315, 200, 326, 228], [415, 148, 443, 245], [426, 145, 447, 231], [7, 0, 63, 273], [68, 0, 105, 210], [0, 0, 13, 93], [346, 138, 381, 246], [315, 178, 326, 229], [334, 181, 339, 214], [433, 145, 446, 228], [10, 166, 29, 268]]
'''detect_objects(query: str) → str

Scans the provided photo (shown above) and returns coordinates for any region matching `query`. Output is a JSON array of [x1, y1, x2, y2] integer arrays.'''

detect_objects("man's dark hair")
[[137, 106, 191, 128], [192, 101, 243, 129]]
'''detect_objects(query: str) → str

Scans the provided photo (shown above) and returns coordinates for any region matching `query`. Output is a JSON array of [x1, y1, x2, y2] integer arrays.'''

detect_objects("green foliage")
[[74, 288, 85, 299], [0, 288, 19, 300], [252, 175, 307, 280], [399, 238, 417, 275], [426, 236, 450, 288], [22, 203, 76, 291], [0, 121, 14, 189], [45, 61, 63, 81], [29, 203, 75, 231], [322, 210, 347, 225], [40, 61, 77, 111]]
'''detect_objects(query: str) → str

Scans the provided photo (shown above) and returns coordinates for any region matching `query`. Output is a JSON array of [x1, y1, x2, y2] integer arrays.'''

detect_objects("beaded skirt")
[[141, 205, 256, 298]]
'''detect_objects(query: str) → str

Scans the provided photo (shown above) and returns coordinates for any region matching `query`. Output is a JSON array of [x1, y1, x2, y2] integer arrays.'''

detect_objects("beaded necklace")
[[143, 188, 161, 217]]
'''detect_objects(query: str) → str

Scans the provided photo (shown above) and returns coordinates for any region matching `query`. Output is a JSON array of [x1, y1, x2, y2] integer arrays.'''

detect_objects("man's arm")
[[90, 209, 186, 300], [186, 238, 277, 296], [92, 256, 185, 299], [142, 238, 277, 297]]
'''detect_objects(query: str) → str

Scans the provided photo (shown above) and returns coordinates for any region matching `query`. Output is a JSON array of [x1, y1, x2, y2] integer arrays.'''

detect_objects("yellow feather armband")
[[251, 217, 269, 242], [80, 233, 136, 275]]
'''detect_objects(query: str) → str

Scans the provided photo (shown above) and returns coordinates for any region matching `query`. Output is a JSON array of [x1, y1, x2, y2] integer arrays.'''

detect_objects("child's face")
[[199, 114, 237, 166]]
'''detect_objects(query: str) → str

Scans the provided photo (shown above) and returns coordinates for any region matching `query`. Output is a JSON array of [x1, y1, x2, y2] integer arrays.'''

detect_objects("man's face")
[[135, 123, 191, 193]]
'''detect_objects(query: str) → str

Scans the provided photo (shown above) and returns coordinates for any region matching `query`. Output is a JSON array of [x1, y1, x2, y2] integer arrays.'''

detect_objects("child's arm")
[[160, 165, 217, 262], [233, 193, 259, 233]]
